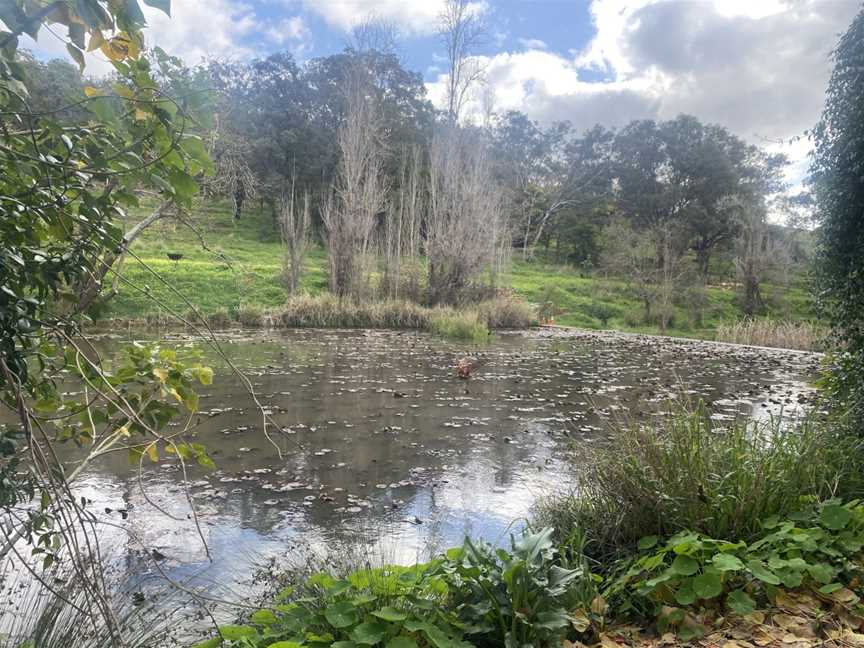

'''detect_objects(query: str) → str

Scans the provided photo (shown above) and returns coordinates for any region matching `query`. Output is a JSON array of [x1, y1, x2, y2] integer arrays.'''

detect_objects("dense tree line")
[[812, 6, 864, 431], [13, 13, 813, 316]]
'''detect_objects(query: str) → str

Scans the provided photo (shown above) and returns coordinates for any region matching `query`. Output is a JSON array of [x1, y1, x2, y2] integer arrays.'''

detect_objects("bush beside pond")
[[202, 502, 864, 648]]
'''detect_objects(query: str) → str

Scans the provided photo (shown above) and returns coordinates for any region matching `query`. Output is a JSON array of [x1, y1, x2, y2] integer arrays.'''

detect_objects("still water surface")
[[0, 327, 821, 634]]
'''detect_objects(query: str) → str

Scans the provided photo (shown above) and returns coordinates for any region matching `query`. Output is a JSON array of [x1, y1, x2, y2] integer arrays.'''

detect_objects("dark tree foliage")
[[207, 48, 435, 224], [811, 8, 864, 425]]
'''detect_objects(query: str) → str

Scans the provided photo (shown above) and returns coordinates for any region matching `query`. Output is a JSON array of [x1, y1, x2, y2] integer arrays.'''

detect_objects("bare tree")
[[426, 126, 508, 304], [279, 174, 311, 294], [208, 134, 258, 220], [600, 218, 689, 333], [321, 66, 389, 299], [349, 14, 399, 55], [439, 0, 486, 123], [735, 202, 773, 317], [600, 218, 660, 324], [382, 145, 424, 300]]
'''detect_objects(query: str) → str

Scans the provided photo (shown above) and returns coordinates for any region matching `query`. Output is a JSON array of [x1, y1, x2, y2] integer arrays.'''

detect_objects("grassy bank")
[[108, 201, 819, 344]]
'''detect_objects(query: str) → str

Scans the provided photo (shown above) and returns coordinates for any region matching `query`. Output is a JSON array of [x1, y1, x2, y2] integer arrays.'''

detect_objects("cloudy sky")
[[19, 0, 862, 187]]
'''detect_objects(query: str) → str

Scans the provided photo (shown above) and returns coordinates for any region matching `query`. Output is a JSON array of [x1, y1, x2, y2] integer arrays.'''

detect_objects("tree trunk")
[[744, 273, 762, 317], [233, 188, 245, 220], [696, 244, 711, 282], [75, 201, 174, 313]]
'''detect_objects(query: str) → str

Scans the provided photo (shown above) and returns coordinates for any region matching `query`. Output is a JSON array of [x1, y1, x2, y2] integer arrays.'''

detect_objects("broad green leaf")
[[693, 572, 723, 599], [726, 589, 755, 614], [268, 643, 303, 648], [372, 607, 407, 622], [535, 608, 570, 630], [217, 625, 256, 640], [167, 167, 198, 201], [671, 555, 699, 576], [181, 136, 214, 174], [122, 0, 147, 24], [638, 535, 658, 550], [746, 560, 780, 585], [250, 609, 277, 625], [819, 583, 844, 594], [325, 601, 359, 629], [386, 638, 419, 648], [402, 620, 428, 633], [711, 553, 744, 572], [820, 504, 852, 530], [351, 622, 387, 645], [191, 639, 221, 648], [674, 579, 697, 605], [807, 562, 836, 584], [778, 568, 803, 588]]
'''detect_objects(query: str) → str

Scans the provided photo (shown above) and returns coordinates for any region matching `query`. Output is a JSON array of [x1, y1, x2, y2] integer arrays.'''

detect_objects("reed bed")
[[277, 293, 536, 339], [715, 318, 828, 351]]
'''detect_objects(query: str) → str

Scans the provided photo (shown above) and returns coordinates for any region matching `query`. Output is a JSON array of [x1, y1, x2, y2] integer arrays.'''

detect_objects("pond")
[[0, 328, 821, 639]]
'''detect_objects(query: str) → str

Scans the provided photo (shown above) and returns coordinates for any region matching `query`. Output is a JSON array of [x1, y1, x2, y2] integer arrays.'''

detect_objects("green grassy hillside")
[[106, 200, 817, 339]]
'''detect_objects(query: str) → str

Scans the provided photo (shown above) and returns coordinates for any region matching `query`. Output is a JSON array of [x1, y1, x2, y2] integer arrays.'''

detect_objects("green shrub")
[[277, 294, 532, 334], [622, 308, 643, 328], [197, 527, 596, 648], [477, 294, 537, 328], [533, 403, 864, 561], [235, 305, 265, 328], [429, 311, 490, 342], [606, 499, 864, 637], [195, 562, 469, 648], [583, 302, 620, 328], [205, 309, 233, 328], [436, 527, 589, 647]]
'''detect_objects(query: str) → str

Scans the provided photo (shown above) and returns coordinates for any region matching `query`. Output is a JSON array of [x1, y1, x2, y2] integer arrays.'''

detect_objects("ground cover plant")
[[197, 499, 864, 648]]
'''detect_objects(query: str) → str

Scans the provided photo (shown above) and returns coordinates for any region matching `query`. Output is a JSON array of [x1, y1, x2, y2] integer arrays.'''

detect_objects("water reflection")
[[0, 328, 820, 637]]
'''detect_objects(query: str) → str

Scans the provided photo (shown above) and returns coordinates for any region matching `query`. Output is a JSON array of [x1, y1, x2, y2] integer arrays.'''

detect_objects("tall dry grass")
[[533, 402, 864, 561], [715, 319, 828, 351], [277, 293, 536, 338]]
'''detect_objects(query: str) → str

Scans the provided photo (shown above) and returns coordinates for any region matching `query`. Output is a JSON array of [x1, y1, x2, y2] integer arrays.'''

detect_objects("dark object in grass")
[[166, 252, 183, 261]]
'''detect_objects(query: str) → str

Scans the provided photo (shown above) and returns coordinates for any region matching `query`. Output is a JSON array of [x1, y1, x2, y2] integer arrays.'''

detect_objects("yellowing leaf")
[[146, 444, 159, 463], [100, 32, 140, 61], [570, 608, 590, 633], [134, 108, 148, 121], [87, 31, 105, 52], [198, 366, 213, 385], [84, 86, 102, 97], [590, 595, 608, 615], [152, 367, 168, 382]]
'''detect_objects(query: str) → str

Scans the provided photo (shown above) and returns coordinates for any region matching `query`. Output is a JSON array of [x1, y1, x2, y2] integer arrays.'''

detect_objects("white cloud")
[[302, 0, 487, 35], [17, 1, 308, 76], [263, 15, 312, 55], [429, 0, 859, 178], [517, 37, 547, 50], [140, 0, 259, 64]]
